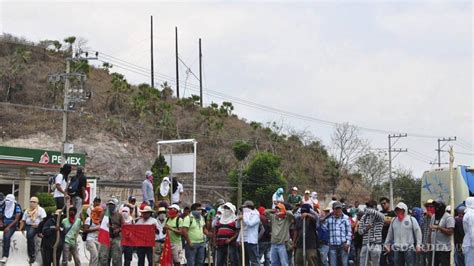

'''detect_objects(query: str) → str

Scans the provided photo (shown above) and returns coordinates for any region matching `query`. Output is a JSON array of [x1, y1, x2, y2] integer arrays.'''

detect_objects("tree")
[[355, 151, 388, 187], [230, 152, 287, 208], [232, 141, 252, 161], [107, 72, 131, 113], [0, 47, 31, 101], [132, 83, 161, 117], [331, 123, 370, 173], [151, 154, 170, 195], [372, 168, 421, 208]]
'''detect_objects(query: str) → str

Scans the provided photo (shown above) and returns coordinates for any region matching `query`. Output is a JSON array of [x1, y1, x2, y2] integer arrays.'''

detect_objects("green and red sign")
[[0, 146, 86, 167]]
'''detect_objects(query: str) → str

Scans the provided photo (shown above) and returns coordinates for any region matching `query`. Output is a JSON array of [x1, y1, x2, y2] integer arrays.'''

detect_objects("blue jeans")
[[329, 245, 348, 266], [319, 244, 329, 266], [25, 225, 38, 259], [465, 246, 474, 265], [259, 242, 271, 266], [185, 242, 205, 266], [122, 246, 134, 266], [2, 226, 16, 258], [270, 243, 288, 266], [245, 242, 259, 266], [394, 251, 416, 266], [216, 244, 239, 266]]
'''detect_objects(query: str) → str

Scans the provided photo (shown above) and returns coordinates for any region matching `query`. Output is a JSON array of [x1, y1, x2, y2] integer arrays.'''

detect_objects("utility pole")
[[237, 162, 243, 208], [61, 59, 71, 163], [199, 38, 203, 107], [175, 26, 179, 99], [150, 16, 154, 89], [436, 137, 456, 167], [388, 133, 407, 210]]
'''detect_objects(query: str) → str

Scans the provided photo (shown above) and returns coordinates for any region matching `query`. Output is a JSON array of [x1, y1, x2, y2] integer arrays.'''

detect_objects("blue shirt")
[[323, 214, 352, 246], [318, 224, 329, 245], [0, 204, 22, 225]]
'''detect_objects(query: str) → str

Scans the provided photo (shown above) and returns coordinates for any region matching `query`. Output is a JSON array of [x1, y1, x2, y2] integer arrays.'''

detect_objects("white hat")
[[145, 170, 153, 177], [292, 187, 298, 191], [395, 202, 408, 212], [140, 206, 154, 213], [168, 204, 180, 211]]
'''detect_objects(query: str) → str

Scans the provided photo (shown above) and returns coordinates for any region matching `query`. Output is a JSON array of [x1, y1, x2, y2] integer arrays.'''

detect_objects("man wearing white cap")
[[384, 202, 421, 266], [287, 187, 302, 207], [142, 170, 155, 208]]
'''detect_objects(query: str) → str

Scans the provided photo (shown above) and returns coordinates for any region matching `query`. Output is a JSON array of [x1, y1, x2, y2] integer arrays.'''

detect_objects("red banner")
[[121, 224, 156, 247], [160, 233, 172, 266]]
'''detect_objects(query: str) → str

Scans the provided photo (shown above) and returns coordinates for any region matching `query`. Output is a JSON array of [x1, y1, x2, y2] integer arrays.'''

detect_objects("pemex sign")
[[0, 146, 86, 167]]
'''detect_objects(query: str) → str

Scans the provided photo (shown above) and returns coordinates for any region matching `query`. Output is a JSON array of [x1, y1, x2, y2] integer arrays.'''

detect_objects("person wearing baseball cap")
[[142, 170, 155, 209], [293, 203, 319, 265], [19, 196, 47, 264], [182, 203, 208, 265], [288, 187, 302, 207], [321, 201, 352, 265], [430, 199, 455, 265], [384, 202, 422, 265], [165, 204, 183, 265]]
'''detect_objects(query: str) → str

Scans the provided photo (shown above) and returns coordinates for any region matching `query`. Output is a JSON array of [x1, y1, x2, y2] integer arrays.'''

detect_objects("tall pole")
[[436, 137, 456, 167], [388, 135, 393, 210], [388, 133, 407, 210], [448, 146, 455, 265], [150, 16, 154, 89], [175, 26, 179, 99], [237, 162, 243, 208], [61, 59, 70, 162], [199, 38, 203, 107]]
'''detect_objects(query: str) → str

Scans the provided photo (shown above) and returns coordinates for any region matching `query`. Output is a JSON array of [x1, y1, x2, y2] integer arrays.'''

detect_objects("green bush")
[[36, 192, 55, 207]]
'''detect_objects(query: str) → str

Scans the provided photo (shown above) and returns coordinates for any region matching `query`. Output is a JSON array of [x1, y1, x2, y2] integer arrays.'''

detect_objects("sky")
[[1, 0, 473, 178]]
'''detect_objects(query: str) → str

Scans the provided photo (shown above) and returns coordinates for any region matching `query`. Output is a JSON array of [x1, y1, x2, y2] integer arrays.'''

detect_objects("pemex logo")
[[39, 152, 49, 164]]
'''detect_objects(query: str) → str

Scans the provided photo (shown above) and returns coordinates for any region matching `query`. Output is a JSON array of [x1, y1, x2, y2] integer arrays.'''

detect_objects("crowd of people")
[[0, 165, 473, 266]]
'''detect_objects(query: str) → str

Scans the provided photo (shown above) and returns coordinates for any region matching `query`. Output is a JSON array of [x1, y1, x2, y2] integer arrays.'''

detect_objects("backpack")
[[49, 175, 59, 193], [67, 176, 80, 196]]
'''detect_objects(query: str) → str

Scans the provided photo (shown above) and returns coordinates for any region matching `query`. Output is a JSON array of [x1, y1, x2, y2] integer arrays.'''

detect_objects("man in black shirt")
[[379, 197, 395, 266], [67, 167, 87, 219], [293, 204, 319, 266]]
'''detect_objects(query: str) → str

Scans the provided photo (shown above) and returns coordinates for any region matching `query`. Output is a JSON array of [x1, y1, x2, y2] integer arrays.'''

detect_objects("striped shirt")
[[215, 220, 238, 246], [358, 208, 385, 244], [323, 214, 352, 246]]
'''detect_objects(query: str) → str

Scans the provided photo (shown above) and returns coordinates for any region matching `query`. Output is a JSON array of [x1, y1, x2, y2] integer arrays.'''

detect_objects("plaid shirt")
[[323, 214, 352, 246]]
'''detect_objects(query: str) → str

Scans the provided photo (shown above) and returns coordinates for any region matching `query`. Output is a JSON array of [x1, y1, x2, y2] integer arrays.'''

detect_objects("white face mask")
[[122, 211, 130, 219], [158, 213, 166, 221]]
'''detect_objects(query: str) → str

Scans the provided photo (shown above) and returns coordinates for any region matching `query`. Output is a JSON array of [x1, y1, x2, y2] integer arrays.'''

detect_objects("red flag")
[[160, 232, 173, 266], [98, 215, 110, 247], [121, 224, 155, 247]]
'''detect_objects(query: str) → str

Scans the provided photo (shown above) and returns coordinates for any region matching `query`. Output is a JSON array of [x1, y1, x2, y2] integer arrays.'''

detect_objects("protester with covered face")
[[164, 204, 183, 266], [272, 188, 285, 209], [454, 205, 466, 266], [322, 201, 352, 266], [358, 199, 385, 266], [265, 202, 294, 265], [120, 205, 135, 266], [238, 200, 261, 266], [19, 196, 47, 264], [257, 206, 272, 266], [142, 170, 155, 209], [463, 197, 474, 265], [61, 206, 83, 266], [0, 194, 22, 263], [84, 205, 103, 266], [155, 207, 167, 263], [428, 199, 455, 266], [318, 207, 331, 266], [68, 166, 87, 219], [213, 202, 239, 266], [99, 198, 124, 266], [41, 210, 64, 266], [293, 203, 319, 266], [384, 202, 421, 266], [182, 203, 209, 265], [171, 178, 184, 205]]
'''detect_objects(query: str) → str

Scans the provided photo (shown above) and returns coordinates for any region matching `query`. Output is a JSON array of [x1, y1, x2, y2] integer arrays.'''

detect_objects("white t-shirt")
[[53, 174, 67, 198], [84, 217, 99, 242], [171, 183, 184, 204], [22, 207, 47, 226], [136, 217, 160, 240]]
